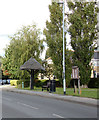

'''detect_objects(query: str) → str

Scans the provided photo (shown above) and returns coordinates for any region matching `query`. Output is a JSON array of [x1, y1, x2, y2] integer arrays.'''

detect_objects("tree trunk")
[[30, 70, 34, 90]]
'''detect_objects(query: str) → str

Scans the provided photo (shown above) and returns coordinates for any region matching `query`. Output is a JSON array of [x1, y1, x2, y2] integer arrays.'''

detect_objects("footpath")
[[0, 84, 99, 107]]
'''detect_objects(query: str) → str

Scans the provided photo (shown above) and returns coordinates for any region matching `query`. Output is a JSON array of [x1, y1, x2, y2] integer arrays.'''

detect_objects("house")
[[46, 57, 53, 65], [90, 40, 99, 78], [38, 57, 54, 80]]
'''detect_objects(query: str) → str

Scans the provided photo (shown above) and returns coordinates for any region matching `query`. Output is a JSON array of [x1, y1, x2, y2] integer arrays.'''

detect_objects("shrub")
[[88, 78, 99, 88], [34, 80, 42, 87], [10, 80, 18, 86], [55, 81, 62, 87], [39, 79, 62, 87], [17, 79, 30, 88]]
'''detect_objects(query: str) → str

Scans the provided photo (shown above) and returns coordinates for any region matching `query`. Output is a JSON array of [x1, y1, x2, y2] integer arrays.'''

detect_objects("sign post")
[[72, 66, 81, 95]]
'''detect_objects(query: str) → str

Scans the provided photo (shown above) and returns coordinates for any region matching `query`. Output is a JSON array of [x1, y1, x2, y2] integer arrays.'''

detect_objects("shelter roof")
[[20, 57, 45, 71]]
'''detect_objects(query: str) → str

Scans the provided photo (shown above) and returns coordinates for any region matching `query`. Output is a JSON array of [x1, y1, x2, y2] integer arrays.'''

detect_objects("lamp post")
[[52, 0, 66, 94], [58, 1, 66, 95]]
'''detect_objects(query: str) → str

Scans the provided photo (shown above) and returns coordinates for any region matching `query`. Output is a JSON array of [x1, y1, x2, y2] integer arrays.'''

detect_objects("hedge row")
[[34, 80, 62, 87], [10, 78, 99, 88], [88, 78, 99, 88], [10, 80, 18, 86], [70, 78, 99, 88], [13, 79, 62, 88]]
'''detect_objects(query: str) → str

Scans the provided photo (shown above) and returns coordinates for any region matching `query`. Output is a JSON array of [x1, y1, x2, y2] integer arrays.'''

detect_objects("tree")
[[67, 2, 97, 85], [0, 56, 2, 79], [43, 48, 54, 80], [43, 2, 64, 84], [2, 24, 44, 79], [44, 2, 73, 86], [0, 56, 2, 68], [65, 49, 73, 87]]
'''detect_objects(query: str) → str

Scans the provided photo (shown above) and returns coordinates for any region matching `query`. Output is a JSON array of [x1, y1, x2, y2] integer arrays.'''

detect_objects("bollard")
[[22, 82, 24, 89]]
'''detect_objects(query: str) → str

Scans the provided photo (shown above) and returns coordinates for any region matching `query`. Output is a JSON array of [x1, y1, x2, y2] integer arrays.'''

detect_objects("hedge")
[[35, 80, 62, 87], [10, 80, 18, 86], [69, 78, 99, 88], [88, 78, 99, 88], [17, 79, 30, 88], [16, 79, 62, 88]]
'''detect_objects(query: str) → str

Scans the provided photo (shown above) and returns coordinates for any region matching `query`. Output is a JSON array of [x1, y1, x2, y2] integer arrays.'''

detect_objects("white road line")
[[53, 113, 64, 118], [17, 102, 39, 110], [2, 97, 12, 101]]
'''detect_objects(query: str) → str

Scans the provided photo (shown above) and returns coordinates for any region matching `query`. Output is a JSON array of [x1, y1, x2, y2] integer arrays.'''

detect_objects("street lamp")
[[52, 0, 66, 94], [58, 1, 66, 95]]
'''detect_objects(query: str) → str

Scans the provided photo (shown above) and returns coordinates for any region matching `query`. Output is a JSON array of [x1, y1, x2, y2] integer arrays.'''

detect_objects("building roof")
[[20, 57, 45, 71]]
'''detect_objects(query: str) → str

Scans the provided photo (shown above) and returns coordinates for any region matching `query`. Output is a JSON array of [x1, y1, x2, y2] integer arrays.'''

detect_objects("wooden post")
[[78, 79, 81, 95], [30, 70, 34, 90], [74, 80, 77, 94]]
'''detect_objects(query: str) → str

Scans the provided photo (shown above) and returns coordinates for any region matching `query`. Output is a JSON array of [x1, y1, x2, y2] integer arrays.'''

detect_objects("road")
[[1, 90, 97, 119]]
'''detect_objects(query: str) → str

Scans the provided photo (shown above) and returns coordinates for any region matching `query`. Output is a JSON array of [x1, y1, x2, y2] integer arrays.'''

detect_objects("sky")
[[0, 0, 71, 59]]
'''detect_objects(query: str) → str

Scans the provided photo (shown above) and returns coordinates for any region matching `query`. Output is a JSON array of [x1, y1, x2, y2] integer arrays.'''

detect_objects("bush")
[[69, 79, 78, 88], [55, 81, 62, 87], [17, 79, 30, 88], [10, 80, 18, 86], [34, 80, 42, 87], [88, 78, 99, 88], [39, 79, 62, 87], [17, 79, 62, 88]]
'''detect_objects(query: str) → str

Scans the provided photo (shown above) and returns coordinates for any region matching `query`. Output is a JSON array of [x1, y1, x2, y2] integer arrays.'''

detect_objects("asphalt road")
[[1, 90, 97, 119]]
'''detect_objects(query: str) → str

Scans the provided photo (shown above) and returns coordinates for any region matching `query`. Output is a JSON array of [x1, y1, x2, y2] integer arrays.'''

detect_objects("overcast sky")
[[0, 0, 52, 57], [0, 0, 71, 58]]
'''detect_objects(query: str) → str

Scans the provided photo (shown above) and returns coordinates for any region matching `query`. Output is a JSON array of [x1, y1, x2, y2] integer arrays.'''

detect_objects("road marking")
[[53, 113, 64, 118], [17, 102, 39, 110], [2, 97, 12, 101]]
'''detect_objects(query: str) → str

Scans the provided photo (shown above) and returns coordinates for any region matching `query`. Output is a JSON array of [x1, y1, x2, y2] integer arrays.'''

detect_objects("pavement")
[[0, 84, 99, 107]]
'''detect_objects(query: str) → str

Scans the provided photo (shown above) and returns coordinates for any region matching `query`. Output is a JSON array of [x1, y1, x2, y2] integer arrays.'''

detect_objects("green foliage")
[[2, 24, 44, 79], [17, 79, 61, 88], [65, 50, 73, 87], [17, 79, 30, 88], [44, 2, 72, 86], [43, 2, 63, 84], [42, 55, 54, 80], [88, 78, 99, 88], [0, 69, 2, 79], [67, 2, 97, 85], [10, 80, 18, 86], [34, 80, 43, 87], [0, 56, 2, 79]]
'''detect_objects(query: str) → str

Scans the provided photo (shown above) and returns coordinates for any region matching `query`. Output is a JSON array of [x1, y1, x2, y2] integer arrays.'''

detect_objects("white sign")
[[72, 67, 79, 79]]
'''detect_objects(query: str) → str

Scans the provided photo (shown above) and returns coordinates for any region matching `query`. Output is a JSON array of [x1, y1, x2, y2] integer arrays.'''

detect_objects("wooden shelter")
[[20, 57, 45, 89]]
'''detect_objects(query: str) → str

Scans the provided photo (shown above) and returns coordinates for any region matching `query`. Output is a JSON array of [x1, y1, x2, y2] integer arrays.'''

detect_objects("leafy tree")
[[2, 24, 44, 79], [0, 56, 2, 79], [67, 2, 97, 85], [43, 2, 64, 84], [0, 56, 2, 68], [65, 49, 73, 87], [44, 2, 73, 86]]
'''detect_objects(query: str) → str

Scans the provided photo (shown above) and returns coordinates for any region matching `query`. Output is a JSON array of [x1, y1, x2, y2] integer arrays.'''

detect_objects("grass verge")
[[17, 86, 99, 99]]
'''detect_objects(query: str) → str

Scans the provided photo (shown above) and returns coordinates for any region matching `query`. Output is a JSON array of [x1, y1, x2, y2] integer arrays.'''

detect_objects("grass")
[[55, 88, 98, 99], [17, 86, 99, 99]]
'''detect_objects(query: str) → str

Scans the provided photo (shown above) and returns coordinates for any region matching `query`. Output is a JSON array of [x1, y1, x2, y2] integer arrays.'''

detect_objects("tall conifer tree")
[[44, 2, 72, 86], [67, 1, 97, 84]]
